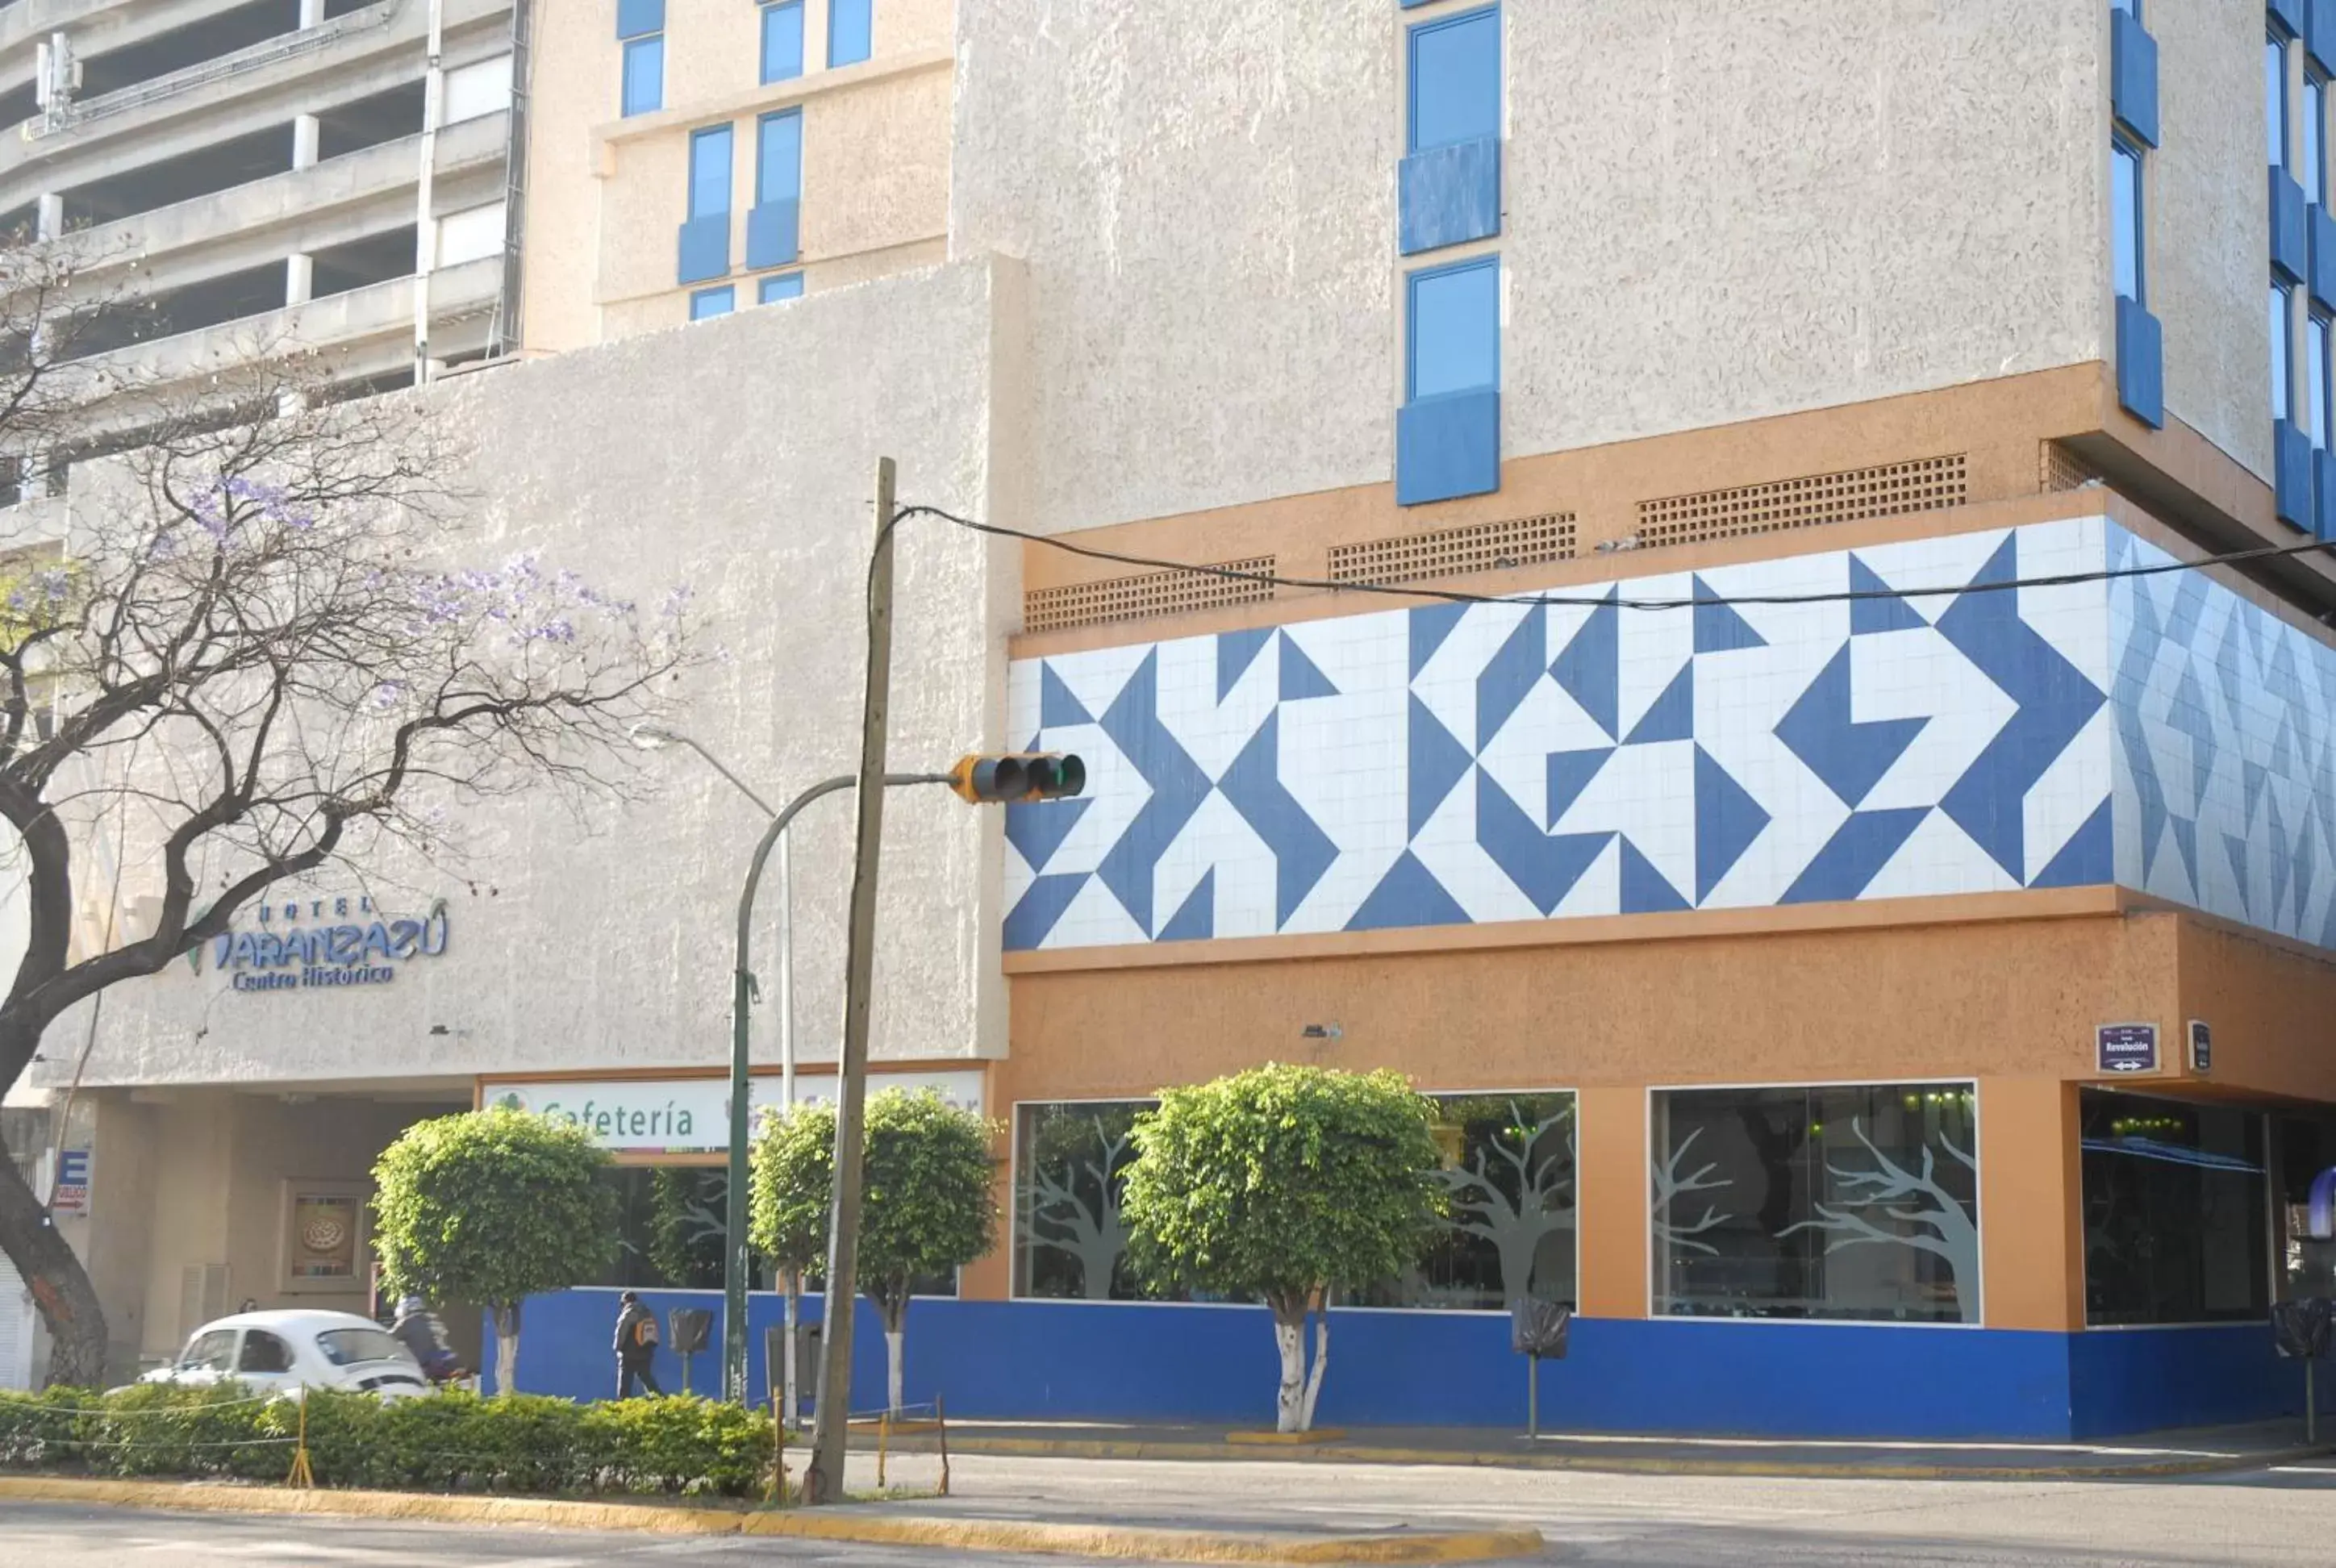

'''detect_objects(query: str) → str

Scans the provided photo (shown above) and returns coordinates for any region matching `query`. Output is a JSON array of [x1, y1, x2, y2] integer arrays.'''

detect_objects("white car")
[[128, 1309, 432, 1400]]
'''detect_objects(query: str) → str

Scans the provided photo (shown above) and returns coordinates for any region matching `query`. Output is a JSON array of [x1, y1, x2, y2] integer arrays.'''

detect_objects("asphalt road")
[[7, 1452, 2336, 1566]]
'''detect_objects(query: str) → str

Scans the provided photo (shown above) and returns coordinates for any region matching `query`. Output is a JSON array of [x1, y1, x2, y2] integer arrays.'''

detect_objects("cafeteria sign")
[[482, 1070, 987, 1154]]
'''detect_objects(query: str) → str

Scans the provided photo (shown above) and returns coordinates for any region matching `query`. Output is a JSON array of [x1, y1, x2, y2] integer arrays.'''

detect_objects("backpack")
[[633, 1312, 660, 1349]]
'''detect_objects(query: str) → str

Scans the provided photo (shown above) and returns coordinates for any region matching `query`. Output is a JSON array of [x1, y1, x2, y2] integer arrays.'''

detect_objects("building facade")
[[15, 0, 2336, 1439]]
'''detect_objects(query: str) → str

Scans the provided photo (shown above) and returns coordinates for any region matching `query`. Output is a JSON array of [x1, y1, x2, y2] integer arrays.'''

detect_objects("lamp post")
[[629, 723, 953, 1410]]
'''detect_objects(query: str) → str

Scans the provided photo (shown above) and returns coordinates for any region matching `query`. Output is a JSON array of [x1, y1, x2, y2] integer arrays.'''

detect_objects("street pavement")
[[7, 1450, 2336, 1565]]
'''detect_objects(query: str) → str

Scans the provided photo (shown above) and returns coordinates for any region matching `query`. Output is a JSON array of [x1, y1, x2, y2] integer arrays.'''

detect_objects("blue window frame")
[[690, 286, 736, 320], [2312, 312, 2333, 447], [1408, 6, 1500, 154], [690, 125, 734, 219], [2111, 0, 2138, 12], [2311, 72, 2330, 203], [1407, 255, 1500, 402], [2274, 31, 2296, 170], [622, 35, 663, 117], [829, 0, 872, 67], [759, 272, 804, 304], [2113, 136, 2146, 304], [761, 0, 804, 85], [757, 110, 802, 206], [2276, 281, 2297, 419]]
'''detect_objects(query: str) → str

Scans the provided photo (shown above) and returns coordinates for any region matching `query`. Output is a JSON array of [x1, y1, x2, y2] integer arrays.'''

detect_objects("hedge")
[[0, 1383, 776, 1497]]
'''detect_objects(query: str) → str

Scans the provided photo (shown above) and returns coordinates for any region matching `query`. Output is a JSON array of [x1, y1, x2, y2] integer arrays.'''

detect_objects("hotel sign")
[[480, 1070, 986, 1154], [195, 896, 452, 994]]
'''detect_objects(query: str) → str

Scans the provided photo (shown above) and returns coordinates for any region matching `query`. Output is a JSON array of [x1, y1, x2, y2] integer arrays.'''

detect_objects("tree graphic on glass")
[[1431, 1098, 1577, 1309], [1653, 1086, 1977, 1323], [1018, 1105, 1145, 1299]]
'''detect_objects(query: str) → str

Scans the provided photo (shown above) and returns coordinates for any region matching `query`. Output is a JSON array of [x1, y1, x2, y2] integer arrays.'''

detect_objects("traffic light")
[[947, 753, 1087, 804]]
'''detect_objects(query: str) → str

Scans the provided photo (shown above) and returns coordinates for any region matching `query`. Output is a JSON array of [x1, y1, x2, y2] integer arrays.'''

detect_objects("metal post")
[[778, 832, 799, 1429], [805, 457, 899, 1503], [1527, 1356, 1539, 1441]]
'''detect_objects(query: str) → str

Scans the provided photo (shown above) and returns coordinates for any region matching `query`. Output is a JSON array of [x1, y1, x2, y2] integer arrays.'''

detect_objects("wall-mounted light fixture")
[[1299, 1023, 1342, 1041]]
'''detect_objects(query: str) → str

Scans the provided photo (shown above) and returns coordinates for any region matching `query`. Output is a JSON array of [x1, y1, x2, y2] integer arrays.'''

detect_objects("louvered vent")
[[1024, 556, 1276, 634], [1329, 512, 1577, 587], [1637, 455, 1968, 548]]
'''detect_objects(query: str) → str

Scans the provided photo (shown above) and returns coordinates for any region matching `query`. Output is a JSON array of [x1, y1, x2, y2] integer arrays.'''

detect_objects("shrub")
[[0, 1385, 773, 1498]]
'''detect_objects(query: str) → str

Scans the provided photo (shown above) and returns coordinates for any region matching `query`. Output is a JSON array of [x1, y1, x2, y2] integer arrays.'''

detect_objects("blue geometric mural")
[[1004, 519, 2152, 952], [2111, 528, 2336, 947]]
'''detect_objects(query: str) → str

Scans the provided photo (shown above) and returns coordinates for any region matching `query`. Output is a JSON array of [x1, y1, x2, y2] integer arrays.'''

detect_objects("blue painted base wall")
[[493, 1291, 2329, 1441]]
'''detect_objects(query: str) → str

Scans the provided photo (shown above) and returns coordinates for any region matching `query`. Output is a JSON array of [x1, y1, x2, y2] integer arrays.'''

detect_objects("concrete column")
[[298, 0, 325, 27], [1575, 1084, 1648, 1320], [290, 114, 319, 170], [1977, 1077, 2086, 1332], [34, 193, 61, 242], [285, 252, 313, 307]]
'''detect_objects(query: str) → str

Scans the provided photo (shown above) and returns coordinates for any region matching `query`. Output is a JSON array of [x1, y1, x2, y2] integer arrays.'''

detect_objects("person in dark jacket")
[[391, 1295, 461, 1383], [613, 1291, 663, 1398]]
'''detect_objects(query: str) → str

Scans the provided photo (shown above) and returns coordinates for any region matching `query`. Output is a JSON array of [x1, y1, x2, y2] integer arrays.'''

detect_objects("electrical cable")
[[895, 503, 2336, 616]]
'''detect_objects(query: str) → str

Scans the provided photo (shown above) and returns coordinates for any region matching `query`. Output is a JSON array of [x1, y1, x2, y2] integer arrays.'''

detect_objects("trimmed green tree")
[[749, 1089, 998, 1415], [747, 1104, 831, 1424], [371, 1108, 619, 1396], [1119, 1064, 1446, 1432]]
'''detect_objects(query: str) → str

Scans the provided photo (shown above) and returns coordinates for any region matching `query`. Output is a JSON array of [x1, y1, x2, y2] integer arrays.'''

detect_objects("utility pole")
[[803, 457, 898, 1503]]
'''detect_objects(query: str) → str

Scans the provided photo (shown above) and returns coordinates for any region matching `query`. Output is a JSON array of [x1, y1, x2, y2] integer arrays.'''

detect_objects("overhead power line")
[[896, 503, 2336, 617]]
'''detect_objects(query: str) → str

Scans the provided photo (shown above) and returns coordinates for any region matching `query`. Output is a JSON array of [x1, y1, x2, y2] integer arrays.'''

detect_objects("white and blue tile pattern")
[[1003, 515, 2318, 953]]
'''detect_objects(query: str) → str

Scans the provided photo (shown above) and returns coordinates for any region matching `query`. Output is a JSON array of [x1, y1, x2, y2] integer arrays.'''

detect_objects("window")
[[2271, 31, 2294, 170], [2309, 73, 2329, 204], [1407, 256, 1500, 402], [2275, 281, 2296, 419], [2113, 137, 2145, 304], [1408, 5, 1500, 154], [690, 286, 736, 319], [2081, 1091, 2268, 1326], [757, 109, 802, 208], [829, 0, 872, 67], [758, 271, 804, 304], [761, 0, 804, 84], [316, 1328, 409, 1368], [2276, 1113, 2336, 1300], [689, 125, 733, 220], [622, 35, 663, 118], [1012, 1091, 1577, 1311], [178, 1329, 237, 1372], [2312, 313, 2332, 448], [2112, 0, 2138, 12], [1652, 1083, 1981, 1324], [237, 1330, 294, 1374]]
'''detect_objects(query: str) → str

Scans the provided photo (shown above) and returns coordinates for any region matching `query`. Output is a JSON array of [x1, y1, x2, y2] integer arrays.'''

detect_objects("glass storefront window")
[[1651, 1083, 1980, 1324], [2277, 1114, 2336, 1300], [592, 1166, 731, 1291], [2081, 1091, 2267, 1325], [1012, 1091, 1579, 1311]]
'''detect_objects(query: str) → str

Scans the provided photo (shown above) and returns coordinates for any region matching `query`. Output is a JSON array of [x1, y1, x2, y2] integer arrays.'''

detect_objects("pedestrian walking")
[[614, 1290, 664, 1398]]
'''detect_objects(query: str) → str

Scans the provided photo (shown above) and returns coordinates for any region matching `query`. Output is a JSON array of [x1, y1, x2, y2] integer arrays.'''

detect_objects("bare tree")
[[0, 356, 694, 1384], [1024, 1119, 1132, 1300], [1781, 1120, 1979, 1324], [1650, 1128, 1733, 1257], [1437, 1100, 1573, 1307]]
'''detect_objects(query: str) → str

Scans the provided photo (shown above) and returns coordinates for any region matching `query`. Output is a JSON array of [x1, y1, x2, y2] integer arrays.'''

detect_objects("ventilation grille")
[[2040, 441, 2101, 493], [1024, 556, 1276, 634], [1637, 455, 1969, 549], [1329, 513, 1577, 587]]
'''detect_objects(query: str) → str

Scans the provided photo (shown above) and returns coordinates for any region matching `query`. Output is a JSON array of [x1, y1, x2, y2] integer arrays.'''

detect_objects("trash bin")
[[1510, 1299, 1571, 1439], [670, 1307, 713, 1394], [2271, 1297, 2334, 1442]]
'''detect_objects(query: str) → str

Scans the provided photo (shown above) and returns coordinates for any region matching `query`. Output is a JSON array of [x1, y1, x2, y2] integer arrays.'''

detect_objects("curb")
[[913, 1433, 2336, 1483], [0, 1475, 1543, 1565]]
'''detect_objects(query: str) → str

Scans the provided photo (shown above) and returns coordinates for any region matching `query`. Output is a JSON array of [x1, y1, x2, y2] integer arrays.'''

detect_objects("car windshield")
[[315, 1328, 413, 1368]]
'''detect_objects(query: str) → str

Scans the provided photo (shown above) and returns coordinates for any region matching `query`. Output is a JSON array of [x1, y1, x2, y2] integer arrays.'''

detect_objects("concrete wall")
[[952, 0, 2110, 536], [35, 255, 1026, 1091]]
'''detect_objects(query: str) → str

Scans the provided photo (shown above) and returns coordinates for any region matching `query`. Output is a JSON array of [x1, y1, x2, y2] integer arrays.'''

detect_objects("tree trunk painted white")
[[1298, 1309, 1329, 1432], [885, 1328, 905, 1415], [1272, 1316, 1306, 1433], [491, 1304, 519, 1397], [782, 1273, 801, 1428]]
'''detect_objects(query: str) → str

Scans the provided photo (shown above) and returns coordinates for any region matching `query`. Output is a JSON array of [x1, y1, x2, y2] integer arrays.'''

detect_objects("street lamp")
[[632, 723, 1079, 1413]]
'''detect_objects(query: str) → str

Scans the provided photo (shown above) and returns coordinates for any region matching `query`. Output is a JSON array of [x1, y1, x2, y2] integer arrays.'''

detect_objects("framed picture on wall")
[[280, 1180, 369, 1295]]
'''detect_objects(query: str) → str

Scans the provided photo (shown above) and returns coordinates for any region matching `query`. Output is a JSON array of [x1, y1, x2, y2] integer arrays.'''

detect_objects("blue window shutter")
[[2317, 448, 2336, 540], [616, 0, 665, 40], [2315, 0, 2336, 77], [677, 215, 730, 285], [2313, 206, 2336, 312], [2276, 169, 2313, 285], [2276, 0, 2309, 40], [1397, 390, 1501, 506], [2110, 11, 2159, 148], [2116, 295, 2164, 428], [1400, 137, 1500, 255], [2277, 418, 2316, 528], [746, 200, 800, 269]]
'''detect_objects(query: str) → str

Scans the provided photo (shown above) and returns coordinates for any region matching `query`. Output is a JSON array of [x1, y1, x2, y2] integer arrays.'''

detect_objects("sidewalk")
[[882, 1416, 2332, 1481]]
